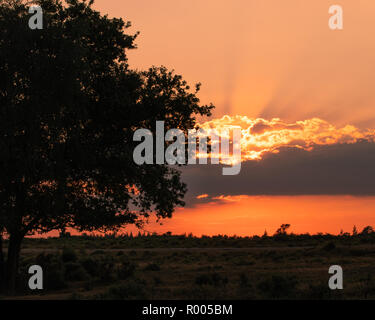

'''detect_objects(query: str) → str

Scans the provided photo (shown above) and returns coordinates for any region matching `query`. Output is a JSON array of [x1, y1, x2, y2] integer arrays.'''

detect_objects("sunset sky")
[[92, 0, 375, 236]]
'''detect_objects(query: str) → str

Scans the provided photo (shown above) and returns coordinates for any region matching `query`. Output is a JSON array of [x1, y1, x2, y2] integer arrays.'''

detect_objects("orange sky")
[[129, 196, 375, 237], [95, 0, 375, 128], [89, 0, 375, 236]]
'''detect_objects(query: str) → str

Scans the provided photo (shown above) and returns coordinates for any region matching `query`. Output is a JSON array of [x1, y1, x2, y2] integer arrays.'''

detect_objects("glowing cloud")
[[199, 116, 375, 161], [196, 194, 209, 199]]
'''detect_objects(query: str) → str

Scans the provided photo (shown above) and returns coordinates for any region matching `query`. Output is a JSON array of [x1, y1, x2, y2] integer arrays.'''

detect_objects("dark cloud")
[[249, 121, 272, 135], [180, 140, 375, 207]]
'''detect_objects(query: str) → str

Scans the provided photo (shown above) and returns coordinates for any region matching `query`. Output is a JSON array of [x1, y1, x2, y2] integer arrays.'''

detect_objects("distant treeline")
[[16, 225, 375, 249]]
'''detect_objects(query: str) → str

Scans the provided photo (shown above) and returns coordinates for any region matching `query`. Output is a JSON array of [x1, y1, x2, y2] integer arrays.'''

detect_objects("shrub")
[[64, 262, 89, 281], [195, 273, 228, 287], [97, 280, 147, 300], [117, 261, 136, 280], [61, 247, 77, 263], [84, 280, 94, 291], [232, 257, 255, 266], [91, 250, 105, 256], [35, 252, 59, 268], [303, 282, 332, 300], [322, 241, 336, 252], [68, 292, 84, 300], [257, 275, 297, 299], [44, 264, 67, 290], [239, 273, 250, 287], [81, 257, 99, 277], [97, 259, 116, 281], [33, 253, 67, 291], [144, 263, 161, 271], [153, 276, 162, 285]]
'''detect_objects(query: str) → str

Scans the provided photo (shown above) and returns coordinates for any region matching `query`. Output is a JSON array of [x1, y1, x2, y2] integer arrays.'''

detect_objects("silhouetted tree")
[[361, 226, 374, 235], [275, 224, 291, 236], [0, 0, 213, 294], [352, 225, 358, 236]]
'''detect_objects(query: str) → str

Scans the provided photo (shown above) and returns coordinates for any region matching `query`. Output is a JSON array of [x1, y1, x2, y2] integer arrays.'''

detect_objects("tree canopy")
[[0, 0, 213, 293]]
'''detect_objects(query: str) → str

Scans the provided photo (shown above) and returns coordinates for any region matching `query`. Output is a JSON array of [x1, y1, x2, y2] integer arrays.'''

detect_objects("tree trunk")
[[0, 234, 5, 293], [6, 233, 23, 295]]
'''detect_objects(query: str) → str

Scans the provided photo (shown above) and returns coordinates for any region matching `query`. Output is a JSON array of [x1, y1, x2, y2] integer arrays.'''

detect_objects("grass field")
[[2, 232, 375, 300]]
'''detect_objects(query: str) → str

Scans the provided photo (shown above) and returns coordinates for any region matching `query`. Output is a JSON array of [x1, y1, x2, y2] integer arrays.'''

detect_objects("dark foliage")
[[0, 0, 213, 294]]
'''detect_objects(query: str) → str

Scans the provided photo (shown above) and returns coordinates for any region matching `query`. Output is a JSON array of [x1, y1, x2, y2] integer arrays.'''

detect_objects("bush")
[[232, 257, 255, 266], [144, 263, 161, 271], [64, 262, 89, 281], [61, 247, 77, 263], [239, 273, 250, 288], [257, 275, 297, 299], [97, 280, 147, 300], [45, 264, 67, 290], [91, 250, 105, 256], [153, 276, 162, 285], [33, 253, 67, 291], [303, 282, 332, 300], [117, 261, 136, 280], [35, 252, 60, 268], [68, 292, 84, 300], [322, 241, 336, 252], [84, 280, 94, 291], [97, 258, 116, 281], [81, 257, 99, 277], [195, 273, 228, 287]]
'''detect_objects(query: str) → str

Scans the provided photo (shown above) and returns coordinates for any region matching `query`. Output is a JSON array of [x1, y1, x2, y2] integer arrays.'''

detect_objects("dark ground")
[[2, 232, 375, 300]]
